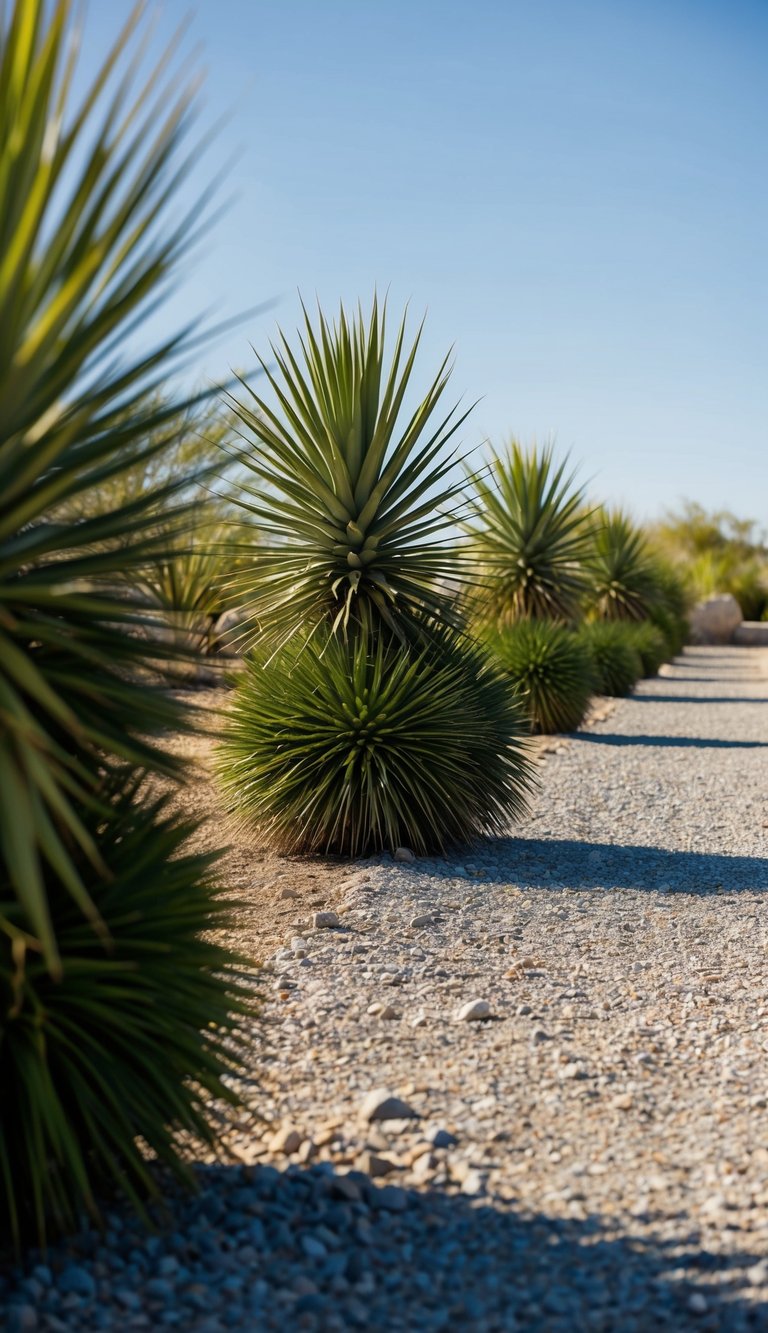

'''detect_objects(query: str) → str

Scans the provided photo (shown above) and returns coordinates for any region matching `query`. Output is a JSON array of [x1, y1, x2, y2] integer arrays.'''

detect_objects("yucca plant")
[[224, 296, 476, 647], [484, 620, 596, 734], [136, 525, 233, 656], [0, 780, 252, 1247], [217, 626, 533, 856], [577, 621, 642, 697], [0, 0, 224, 969], [586, 511, 660, 622], [467, 441, 592, 626]]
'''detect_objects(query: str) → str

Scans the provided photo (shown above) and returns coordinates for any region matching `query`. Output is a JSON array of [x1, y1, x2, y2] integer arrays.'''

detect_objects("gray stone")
[[461, 1169, 487, 1195], [456, 999, 492, 1022], [268, 1125, 303, 1154], [300, 1235, 327, 1260], [357, 1151, 398, 1178], [57, 1266, 96, 1300], [371, 1184, 409, 1211], [6, 1308, 38, 1333], [360, 1089, 420, 1122], [312, 911, 340, 929], [689, 594, 741, 644], [428, 1128, 459, 1148], [394, 847, 416, 863], [734, 621, 768, 645]]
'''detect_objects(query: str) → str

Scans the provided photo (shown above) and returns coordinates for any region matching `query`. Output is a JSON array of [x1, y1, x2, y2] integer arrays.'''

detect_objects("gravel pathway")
[[3, 645, 768, 1332]]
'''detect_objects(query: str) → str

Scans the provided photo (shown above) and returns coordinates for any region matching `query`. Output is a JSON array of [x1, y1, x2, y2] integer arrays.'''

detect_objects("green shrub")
[[0, 781, 252, 1247], [485, 621, 595, 734], [624, 621, 669, 677], [577, 622, 642, 697], [653, 501, 768, 621], [217, 627, 533, 856], [469, 441, 591, 625]]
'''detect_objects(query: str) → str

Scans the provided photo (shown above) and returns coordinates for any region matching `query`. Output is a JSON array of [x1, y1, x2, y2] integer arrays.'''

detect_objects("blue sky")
[[82, 0, 767, 527]]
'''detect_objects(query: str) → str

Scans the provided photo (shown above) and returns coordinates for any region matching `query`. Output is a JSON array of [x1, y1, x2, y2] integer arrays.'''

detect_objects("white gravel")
[[4, 644, 768, 1332]]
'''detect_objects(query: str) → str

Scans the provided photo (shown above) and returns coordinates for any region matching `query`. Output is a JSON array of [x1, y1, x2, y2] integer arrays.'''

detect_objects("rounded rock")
[[456, 999, 492, 1022]]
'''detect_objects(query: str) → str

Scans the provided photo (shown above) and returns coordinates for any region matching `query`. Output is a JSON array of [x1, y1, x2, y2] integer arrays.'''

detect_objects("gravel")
[[3, 644, 768, 1331]]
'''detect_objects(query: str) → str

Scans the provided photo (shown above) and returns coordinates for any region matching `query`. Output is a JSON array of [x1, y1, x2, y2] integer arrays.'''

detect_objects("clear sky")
[[82, 0, 768, 527]]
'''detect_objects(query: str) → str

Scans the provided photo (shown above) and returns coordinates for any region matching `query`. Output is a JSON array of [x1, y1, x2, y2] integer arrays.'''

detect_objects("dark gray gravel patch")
[[2, 1162, 767, 1332]]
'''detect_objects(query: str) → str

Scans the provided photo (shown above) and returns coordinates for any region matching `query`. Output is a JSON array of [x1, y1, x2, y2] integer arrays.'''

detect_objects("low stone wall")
[[733, 621, 768, 646]]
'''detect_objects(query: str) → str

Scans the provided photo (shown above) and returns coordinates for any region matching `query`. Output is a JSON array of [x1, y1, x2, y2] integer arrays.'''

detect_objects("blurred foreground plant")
[[0, 0, 252, 1247]]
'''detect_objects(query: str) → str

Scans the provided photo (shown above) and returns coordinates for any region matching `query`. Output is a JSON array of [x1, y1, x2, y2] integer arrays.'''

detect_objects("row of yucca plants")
[[212, 321, 690, 849], [467, 443, 689, 733], [0, 0, 253, 1249]]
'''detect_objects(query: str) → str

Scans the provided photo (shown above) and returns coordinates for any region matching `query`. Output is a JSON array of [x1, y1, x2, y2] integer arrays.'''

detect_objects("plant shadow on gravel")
[[569, 733, 767, 749], [629, 695, 768, 705], [663, 673, 764, 683], [420, 839, 768, 894], [3, 1163, 767, 1332]]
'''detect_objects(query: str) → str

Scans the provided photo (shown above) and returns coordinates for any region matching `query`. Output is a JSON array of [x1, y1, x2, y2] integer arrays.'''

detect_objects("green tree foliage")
[[653, 502, 768, 621]]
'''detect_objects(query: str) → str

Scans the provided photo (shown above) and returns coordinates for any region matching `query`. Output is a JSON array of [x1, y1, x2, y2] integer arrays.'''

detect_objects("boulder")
[[689, 594, 742, 644]]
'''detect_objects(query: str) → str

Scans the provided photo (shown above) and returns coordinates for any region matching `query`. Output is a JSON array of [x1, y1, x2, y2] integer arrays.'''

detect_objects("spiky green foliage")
[[217, 628, 533, 856], [624, 621, 669, 678], [0, 780, 253, 1249], [0, 0, 223, 969], [224, 296, 476, 647], [468, 441, 592, 625], [586, 511, 660, 621], [577, 622, 642, 697], [485, 621, 596, 735], [136, 526, 233, 656]]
